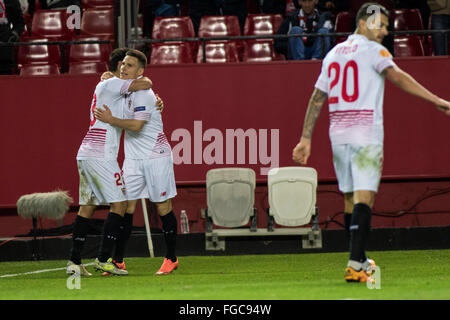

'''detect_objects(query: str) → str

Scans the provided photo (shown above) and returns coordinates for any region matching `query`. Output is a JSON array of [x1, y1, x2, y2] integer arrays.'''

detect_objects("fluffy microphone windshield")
[[17, 191, 73, 220]]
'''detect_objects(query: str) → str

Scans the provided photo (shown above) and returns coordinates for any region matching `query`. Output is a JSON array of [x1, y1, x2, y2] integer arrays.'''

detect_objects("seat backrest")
[[392, 9, 423, 31], [80, 7, 114, 38], [268, 167, 317, 227], [81, 0, 114, 8], [335, 11, 354, 33], [394, 36, 424, 57], [69, 36, 111, 63], [206, 168, 256, 228], [152, 16, 195, 39], [17, 38, 61, 67], [244, 14, 283, 36], [20, 63, 60, 76], [30, 9, 73, 40], [196, 41, 239, 63], [242, 40, 275, 62], [198, 15, 241, 38], [68, 61, 108, 74], [150, 42, 194, 64]]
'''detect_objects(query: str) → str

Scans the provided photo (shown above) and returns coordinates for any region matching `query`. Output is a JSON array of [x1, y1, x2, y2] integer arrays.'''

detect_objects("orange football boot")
[[155, 258, 178, 275], [345, 267, 374, 283]]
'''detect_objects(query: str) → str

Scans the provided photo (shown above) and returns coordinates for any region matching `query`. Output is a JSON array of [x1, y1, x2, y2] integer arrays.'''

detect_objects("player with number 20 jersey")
[[314, 33, 396, 193]]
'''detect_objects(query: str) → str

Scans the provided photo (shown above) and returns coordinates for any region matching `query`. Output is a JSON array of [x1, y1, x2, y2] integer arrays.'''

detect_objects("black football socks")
[[113, 213, 133, 263], [70, 215, 90, 265], [98, 212, 124, 263], [160, 211, 177, 263], [349, 203, 372, 267]]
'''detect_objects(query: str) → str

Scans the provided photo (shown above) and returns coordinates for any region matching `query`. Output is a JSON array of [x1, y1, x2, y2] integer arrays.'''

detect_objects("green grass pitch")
[[0, 249, 449, 300]]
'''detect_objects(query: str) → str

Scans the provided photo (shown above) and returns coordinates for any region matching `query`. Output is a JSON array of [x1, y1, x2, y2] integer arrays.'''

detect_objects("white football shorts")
[[331, 144, 383, 193], [122, 155, 177, 202], [77, 159, 127, 205]]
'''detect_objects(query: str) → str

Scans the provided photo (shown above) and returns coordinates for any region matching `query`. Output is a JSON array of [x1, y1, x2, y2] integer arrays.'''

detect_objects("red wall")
[[0, 57, 449, 236]]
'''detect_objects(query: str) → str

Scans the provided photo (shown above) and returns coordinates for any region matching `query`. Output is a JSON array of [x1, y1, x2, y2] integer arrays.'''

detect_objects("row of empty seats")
[[23, 7, 114, 41], [204, 167, 321, 250]]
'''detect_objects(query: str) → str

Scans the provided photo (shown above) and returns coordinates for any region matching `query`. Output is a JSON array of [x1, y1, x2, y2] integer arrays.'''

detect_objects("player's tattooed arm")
[[292, 88, 327, 165], [301, 88, 327, 139]]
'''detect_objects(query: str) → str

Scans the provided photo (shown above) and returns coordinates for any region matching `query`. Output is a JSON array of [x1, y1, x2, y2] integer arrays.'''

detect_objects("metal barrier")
[[0, 29, 448, 72]]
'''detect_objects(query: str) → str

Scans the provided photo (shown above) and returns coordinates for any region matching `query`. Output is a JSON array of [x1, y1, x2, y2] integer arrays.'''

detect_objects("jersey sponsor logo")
[[134, 106, 146, 112]]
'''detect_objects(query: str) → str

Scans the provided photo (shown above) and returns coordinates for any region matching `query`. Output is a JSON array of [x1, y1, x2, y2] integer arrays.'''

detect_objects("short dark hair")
[[356, 2, 390, 23], [125, 49, 147, 69], [109, 47, 129, 72]]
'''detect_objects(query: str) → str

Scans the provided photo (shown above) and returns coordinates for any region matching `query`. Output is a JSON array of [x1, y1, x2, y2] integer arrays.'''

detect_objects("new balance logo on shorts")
[[160, 192, 166, 197]]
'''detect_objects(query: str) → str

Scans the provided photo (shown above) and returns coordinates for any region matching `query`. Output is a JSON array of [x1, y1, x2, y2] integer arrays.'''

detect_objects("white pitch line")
[[0, 263, 94, 278]]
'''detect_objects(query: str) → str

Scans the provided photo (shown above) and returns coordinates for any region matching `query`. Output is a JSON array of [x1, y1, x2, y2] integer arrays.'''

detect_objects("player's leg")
[[112, 199, 138, 265], [345, 144, 382, 282], [111, 159, 146, 266], [68, 161, 99, 275], [143, 156, 178, 275], [343, 192, 354, 243], [96, 200, 127, 269], [157, 199, 177, 262], [88, 160, 128, 275], [68, 205, 96, 276], [155, 199, 179, 275]]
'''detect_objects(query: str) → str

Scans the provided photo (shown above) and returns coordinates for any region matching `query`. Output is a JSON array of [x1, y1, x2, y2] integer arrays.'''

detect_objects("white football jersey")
[[76, 77, 132, 160], [315, 34, 396, 145], [123, 89, 172, 159]]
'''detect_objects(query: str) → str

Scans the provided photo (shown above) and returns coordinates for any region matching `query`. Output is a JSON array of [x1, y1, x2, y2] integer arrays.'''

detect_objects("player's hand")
[[292, 138, 311, 165], [434, 98, 450, 116], [94, 105, 113, 123], [101, 71, 114, 81], [155, 93, 164, 113], [142, 76, 153, 88]]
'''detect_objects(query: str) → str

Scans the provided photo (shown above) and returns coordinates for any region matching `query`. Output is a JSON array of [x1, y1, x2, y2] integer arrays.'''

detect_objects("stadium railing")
[[0, 29, 448, 74]]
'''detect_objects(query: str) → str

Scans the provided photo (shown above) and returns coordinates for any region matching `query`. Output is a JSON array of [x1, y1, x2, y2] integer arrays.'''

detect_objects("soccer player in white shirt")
[[292, 2, 450, 283], [68, 48, 152, 276], [95, 49, 179, 275]]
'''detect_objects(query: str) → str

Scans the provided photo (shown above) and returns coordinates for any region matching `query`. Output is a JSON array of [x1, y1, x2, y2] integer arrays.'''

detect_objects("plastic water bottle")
[[180, 210, 189, 234]]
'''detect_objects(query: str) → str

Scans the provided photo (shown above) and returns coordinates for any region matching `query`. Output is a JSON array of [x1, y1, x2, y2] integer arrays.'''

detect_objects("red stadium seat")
[[198, 16, 242, 60], [20, 64, 60, 76], [150, 43, 194, 65], [335, 11, 354, 43], [392, 9, 424, 31], [152, 17, 197, 56], [81, 0, 114, 8], [68, 61, 108, 74], [244, 14, 283, 36], [80, 7, 114, 41], [69, 36, 111, 63], [16, 38, 61, 69], [30, 9, 74, 40], [196, 41, 239, 63], [242, 40, 276, 62], [394, 36, 425, 57], [152, 16, 196, 39], [198, 16, 241, 38]]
